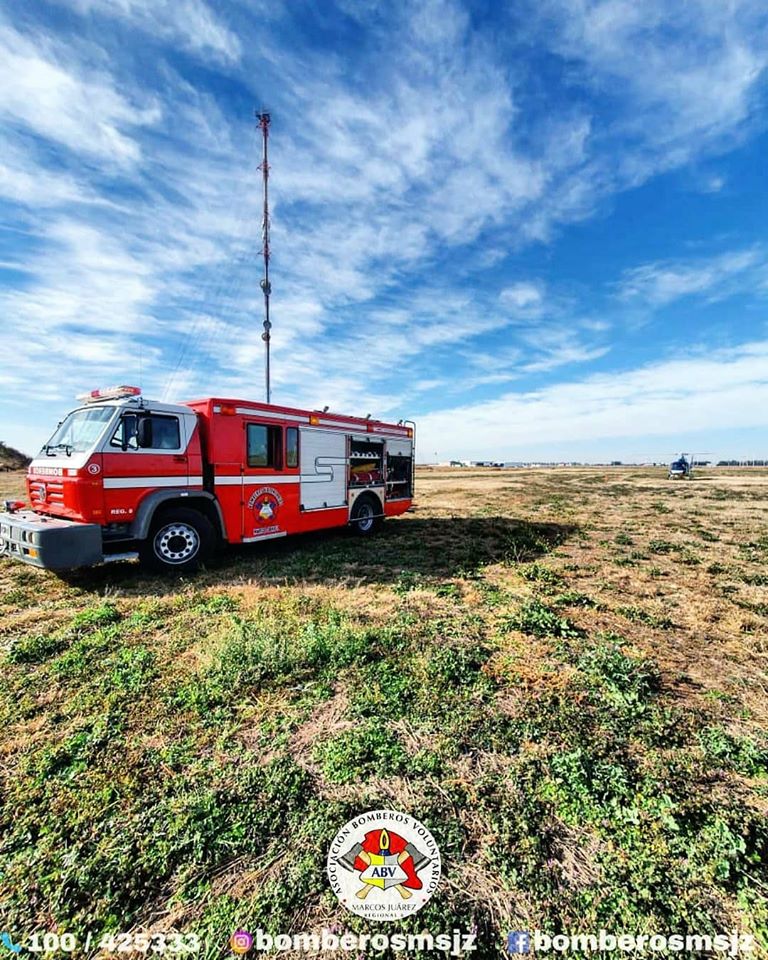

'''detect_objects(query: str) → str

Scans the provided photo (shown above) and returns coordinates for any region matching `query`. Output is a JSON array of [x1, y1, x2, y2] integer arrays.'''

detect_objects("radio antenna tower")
[[257, 110, 272, 403]]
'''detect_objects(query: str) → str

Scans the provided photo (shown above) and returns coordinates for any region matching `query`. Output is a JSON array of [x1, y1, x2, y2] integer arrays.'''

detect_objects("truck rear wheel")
[[350, 494, 383, 536], [140, 507, 214, 573]]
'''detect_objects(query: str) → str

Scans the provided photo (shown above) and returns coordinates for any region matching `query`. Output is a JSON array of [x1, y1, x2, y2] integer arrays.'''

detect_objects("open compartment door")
[[386, 437, 413, 500], [299, 428, 348, 510]]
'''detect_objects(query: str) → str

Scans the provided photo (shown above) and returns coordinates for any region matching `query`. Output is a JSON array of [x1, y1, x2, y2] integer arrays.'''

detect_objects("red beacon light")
[[76, 386, 142, 403]]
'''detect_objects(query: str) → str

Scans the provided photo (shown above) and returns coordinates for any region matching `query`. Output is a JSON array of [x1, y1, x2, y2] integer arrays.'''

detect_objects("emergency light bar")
[[76, 386, 141, 403]]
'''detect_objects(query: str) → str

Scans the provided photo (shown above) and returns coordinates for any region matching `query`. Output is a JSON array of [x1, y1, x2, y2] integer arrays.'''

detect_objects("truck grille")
[[30, 480, 65, 504]]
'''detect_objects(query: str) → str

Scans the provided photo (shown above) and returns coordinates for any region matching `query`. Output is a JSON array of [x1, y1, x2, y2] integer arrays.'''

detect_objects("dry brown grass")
[[2, 463, 767, 722], [2, 465, 767, 947], [414, 466, 768, 721]]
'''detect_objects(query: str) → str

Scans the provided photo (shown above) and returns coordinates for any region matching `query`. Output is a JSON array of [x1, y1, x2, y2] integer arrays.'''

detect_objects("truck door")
[[101, 410, 189, 525], [299, 428, 347, 511], [241, 421, 298, 541]]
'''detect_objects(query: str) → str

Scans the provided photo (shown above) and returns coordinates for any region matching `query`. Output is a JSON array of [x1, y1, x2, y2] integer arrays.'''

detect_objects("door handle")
[[173, 455, 186, 463]]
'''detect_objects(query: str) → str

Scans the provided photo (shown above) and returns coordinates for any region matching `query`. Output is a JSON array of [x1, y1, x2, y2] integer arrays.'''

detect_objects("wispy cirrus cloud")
[[51, 0, 243, 63], [499, 283, 546, 312], [418, 339, 768, 460], [514, 0, 768, 237], [618, 247, 766, 305], [0, 19, 160, 165], [528, 0, 768, 153], [1, 0, 768, 457]]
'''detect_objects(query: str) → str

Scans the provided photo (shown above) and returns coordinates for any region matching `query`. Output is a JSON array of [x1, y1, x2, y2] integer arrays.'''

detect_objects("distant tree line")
[[0, 440, 31, 471]]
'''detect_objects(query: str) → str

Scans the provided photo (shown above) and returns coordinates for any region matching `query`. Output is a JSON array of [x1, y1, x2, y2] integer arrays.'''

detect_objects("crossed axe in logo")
[[336, 835, 432, 901]]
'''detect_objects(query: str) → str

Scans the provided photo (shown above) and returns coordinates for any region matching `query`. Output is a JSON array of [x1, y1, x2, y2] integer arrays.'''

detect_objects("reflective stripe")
[[226, 406, 406, 435], [214, 476, 301, 486], [370, 425, 410, 436], [214, 473, 353, 486], [302, 424, 407, 441], [103, 476, 204, 489], [234, 407, 309, 422], [318, 417, 357, 429]]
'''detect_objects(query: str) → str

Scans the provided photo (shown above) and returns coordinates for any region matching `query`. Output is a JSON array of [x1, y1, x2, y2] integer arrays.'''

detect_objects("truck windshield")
[[42, 406, 116, 456]]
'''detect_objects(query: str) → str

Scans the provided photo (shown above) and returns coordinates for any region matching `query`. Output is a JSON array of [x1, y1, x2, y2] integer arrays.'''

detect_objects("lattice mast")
[[257, 111, 272, 403]]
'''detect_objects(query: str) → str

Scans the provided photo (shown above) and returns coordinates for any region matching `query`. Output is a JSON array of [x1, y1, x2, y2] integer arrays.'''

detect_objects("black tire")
[[350, 494, 383, 536], [139, 507, 214, 573]]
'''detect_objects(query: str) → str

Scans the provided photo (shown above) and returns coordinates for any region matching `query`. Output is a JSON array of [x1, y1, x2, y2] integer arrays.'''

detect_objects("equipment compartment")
[[386, 437, 414, 500], [349, 437, 384, 487]]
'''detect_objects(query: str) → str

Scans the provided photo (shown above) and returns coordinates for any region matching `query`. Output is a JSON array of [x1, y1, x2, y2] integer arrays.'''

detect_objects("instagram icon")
[[229, 930, 253, 954]]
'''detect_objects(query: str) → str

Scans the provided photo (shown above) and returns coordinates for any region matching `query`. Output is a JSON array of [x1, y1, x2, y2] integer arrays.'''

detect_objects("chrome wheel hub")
[[357, 503, 374, 531], [154, 522, 199, 564]]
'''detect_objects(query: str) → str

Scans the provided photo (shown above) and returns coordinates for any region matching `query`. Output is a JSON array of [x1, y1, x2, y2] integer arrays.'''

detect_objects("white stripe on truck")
[[103, 476, 204, 489], [213, 476, 301, 485]]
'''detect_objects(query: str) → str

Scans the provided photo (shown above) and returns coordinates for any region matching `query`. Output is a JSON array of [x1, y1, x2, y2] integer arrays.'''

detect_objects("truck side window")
[[109, 414, 180, 451], [142, 415, 180, 450], [110, 415, 138, 449], [286, 427, 299, 468], [247, 424, 282, 468]]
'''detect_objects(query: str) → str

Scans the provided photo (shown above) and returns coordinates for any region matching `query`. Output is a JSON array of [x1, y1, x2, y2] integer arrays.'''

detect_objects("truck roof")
[[79, 395, 194, 417], [184, 398, 412, 436]]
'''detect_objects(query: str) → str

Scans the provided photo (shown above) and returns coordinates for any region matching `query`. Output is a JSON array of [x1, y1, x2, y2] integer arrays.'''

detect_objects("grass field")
[[1, 466, 767, 956]]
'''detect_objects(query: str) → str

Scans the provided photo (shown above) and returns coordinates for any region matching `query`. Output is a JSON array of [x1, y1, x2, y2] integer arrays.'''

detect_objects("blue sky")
[[1, 0, 767, 461]]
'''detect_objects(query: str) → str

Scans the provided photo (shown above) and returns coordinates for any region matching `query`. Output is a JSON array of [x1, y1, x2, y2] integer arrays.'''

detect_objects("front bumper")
[[0, 510, 103, 570]]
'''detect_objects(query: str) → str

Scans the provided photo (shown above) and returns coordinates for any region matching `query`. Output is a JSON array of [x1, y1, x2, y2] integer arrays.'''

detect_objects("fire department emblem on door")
[[327, 810, 441, 921], [247, 486, 284, 534]]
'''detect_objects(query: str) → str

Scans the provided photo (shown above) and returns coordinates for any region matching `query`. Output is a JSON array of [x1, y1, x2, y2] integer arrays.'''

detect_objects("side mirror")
[[136, 417, 151, 449], [118, 415, 137, 451]]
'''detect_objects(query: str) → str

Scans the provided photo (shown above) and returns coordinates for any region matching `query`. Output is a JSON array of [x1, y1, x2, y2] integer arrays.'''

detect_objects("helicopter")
[[668, 453, 692, 479]]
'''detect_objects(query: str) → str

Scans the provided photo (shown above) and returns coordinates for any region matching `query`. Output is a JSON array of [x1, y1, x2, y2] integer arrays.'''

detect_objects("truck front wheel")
[[139, 507, 214, 573]]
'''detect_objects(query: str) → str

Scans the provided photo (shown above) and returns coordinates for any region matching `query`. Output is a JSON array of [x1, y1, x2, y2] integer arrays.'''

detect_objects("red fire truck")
[[0, 387, 415, 573]]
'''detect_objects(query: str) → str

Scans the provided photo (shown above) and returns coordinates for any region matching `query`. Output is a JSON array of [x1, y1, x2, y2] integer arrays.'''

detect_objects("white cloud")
[[514, 0, 768, 234], [535, 0, 768, 151], [521, 343, 610, 373], [618, 247, 764, 305], [54, 0, 242, 63], [418, 339, 768, 459], [0, 219, 157, 339], [0, 140, 106, 207], [2, 0, 768, 458], [0, 20, 159, 165], [500, 282, 545, 310], [701, 174, 726, 194]]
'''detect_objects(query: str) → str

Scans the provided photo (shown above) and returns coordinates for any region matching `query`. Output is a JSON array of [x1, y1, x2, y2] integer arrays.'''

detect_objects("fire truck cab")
[[0, 387, 415, 573]]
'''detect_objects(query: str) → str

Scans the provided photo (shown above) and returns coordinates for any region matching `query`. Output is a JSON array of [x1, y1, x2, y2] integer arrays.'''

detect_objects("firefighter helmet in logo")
[[327, 811, 441, 921], [246, 486, 284, 526]]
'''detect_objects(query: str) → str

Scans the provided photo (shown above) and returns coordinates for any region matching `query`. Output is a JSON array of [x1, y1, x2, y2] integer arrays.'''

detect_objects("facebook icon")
[[507, 931, 531, 954]]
